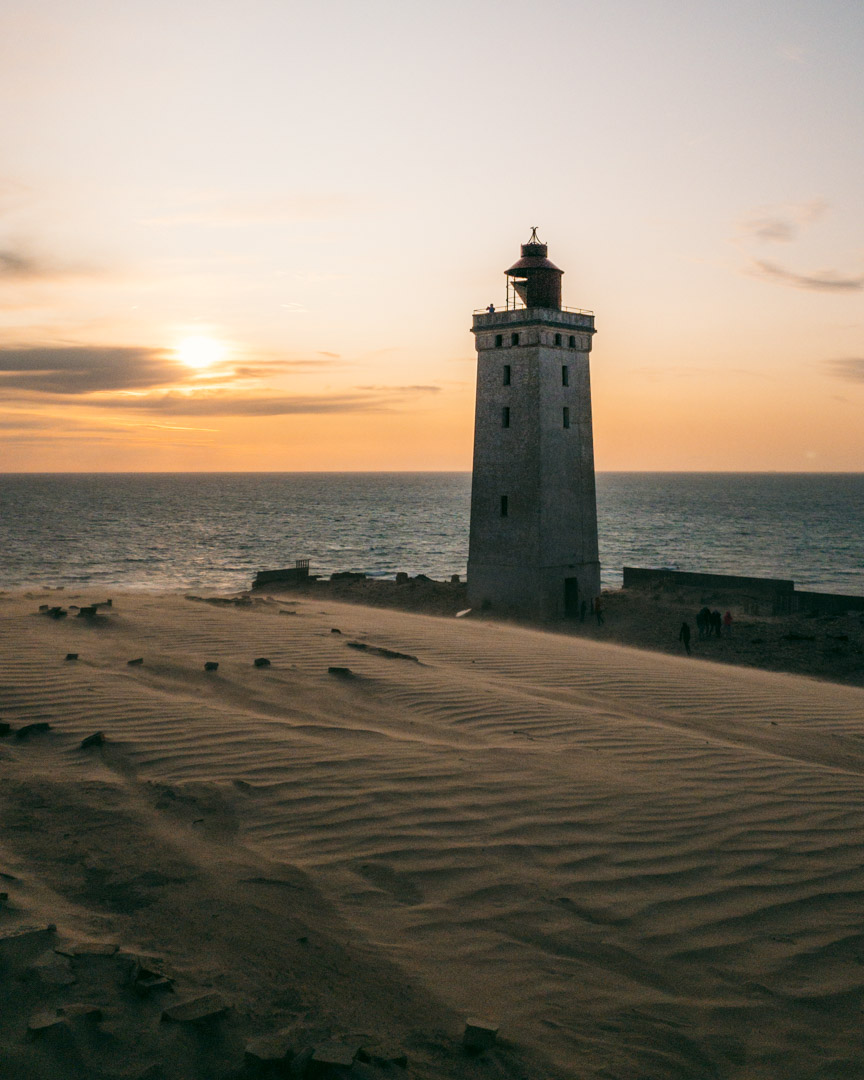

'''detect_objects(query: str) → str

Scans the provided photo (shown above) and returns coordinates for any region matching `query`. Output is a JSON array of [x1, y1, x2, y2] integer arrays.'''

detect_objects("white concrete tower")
[[467, 231, 600, 619]]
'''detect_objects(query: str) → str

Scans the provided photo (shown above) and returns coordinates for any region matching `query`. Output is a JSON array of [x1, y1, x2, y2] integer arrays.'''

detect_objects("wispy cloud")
[[825, 358, 864, 383], [356, 384, 442, 393], [0, 346, 185, 394], [750, 260, 864, 292], [83, 391, 398, 416], [738, 199, 827, 244]]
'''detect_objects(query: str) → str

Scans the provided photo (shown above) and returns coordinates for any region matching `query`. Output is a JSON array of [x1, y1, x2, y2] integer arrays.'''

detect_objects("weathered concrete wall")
[[623, 567, 864, 616], [467, 308, 600, 619]]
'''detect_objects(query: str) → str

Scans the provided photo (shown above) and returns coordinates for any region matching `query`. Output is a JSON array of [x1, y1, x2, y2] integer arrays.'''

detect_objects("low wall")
[[622, 567, 863, 616]]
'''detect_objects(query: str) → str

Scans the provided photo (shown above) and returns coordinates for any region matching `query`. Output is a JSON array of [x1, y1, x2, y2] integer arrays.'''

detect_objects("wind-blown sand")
[[3, 590, 864, 1079]]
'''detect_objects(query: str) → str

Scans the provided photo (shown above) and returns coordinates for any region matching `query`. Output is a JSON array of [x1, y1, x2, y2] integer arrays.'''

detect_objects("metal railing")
[[472, 305, 594, 317]]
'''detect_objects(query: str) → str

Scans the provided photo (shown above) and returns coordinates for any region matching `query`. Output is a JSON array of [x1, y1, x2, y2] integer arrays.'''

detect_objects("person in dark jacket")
[[679, 622, 691, 655]]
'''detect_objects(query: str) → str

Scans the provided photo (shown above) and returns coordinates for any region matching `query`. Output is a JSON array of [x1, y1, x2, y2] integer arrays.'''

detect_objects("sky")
[[1, 0, 863, 472]]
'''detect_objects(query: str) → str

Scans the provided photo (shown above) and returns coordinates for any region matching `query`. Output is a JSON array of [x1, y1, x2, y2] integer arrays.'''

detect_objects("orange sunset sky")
[[1, 0, 863, 472]]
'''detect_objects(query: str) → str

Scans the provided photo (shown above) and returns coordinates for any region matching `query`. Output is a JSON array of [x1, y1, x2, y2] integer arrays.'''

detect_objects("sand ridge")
[[2, 590, 864, 1078]]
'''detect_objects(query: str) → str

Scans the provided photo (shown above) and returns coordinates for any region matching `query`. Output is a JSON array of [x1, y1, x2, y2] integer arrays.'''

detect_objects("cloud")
[[751, 260, 864, 292], [0, 346, 186, 393], [0, 249, 44, 278], [738, 199, 827, 245], [825, 358, 864, 383], [355, 384, 442, 393], [82, 391, 397, 416]]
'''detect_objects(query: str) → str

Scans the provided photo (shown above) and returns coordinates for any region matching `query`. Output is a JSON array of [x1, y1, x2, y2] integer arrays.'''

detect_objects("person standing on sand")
[[723, 611, 733, 636], [594, 596, 604, 625], [679, 621, 691, 655]]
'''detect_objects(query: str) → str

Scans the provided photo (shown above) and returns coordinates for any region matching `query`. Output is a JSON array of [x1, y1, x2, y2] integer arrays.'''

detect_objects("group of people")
[[678, 608, 733, 655]]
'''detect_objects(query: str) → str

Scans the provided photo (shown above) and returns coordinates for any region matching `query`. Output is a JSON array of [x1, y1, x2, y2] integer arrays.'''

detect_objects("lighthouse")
[[467, 230, 600, 619]]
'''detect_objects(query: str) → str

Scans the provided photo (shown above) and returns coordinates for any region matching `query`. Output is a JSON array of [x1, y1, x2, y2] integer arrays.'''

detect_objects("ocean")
[[1, 472, 862, 597]]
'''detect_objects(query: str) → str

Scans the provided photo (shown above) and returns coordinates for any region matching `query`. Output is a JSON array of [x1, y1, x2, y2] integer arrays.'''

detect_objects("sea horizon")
[[2, 471, 862, 597]]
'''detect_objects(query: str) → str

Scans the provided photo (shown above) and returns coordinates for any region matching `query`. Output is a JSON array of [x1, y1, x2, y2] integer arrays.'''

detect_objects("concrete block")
[[161, 992, 227, 1023], [463, 1017, 498, 1051]]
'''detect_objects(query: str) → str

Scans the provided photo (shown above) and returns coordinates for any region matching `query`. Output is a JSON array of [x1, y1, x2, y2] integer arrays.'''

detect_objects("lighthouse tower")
[[467, 231, 600, 619]]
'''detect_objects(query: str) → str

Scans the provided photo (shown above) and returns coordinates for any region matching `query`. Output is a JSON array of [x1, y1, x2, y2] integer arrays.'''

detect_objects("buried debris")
[[65, 652, 79, 661], [204, 661, 219, 671], [39, 606, 67, 619], [132, 963, 174, 997], [127, 657, 144, 666], [0, 721, 10, 736], [346, 641, 418, 662], [161, 992, 227, 1023], [27, 1012, 71, 1040], [80, 731, 105, 749], [253, 657, 271, 668], [463, 1018, 499, 1052], [14, 722, 51, 740], [311, 1040, 362, 1070], [328, 666, 355, 678], [244, 1029, 294, 1072]]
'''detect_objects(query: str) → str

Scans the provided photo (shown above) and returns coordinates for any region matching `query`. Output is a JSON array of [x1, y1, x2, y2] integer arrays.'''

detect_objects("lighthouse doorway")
[[564, 577, 580, 618]]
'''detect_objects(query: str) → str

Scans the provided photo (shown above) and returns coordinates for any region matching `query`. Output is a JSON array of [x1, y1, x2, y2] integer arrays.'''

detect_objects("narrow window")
[[569, 335, 576, 348], [501, 406, 510, 428], [510, 332, 519, 346], [554, 332, 562, 346], [503, 364, 511, 385], [563, 406, 570, 429], [494, 334, 503, 347], [500, 495, 509, 517], [561, 365, 569, 386]]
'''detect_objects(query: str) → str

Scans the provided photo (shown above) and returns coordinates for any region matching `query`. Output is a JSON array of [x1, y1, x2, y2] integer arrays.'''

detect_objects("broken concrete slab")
[[244, 1028, 294, 1072], [310, 1040, 362, 1070], [463, 1017, 499, 1051], [161, 992, 227, 1023], [24, 948, 76, 986], [14, 722, 51, 739], [55, 941, 119, 958], [0, 924, 57, 966], [27, 1011, 71, 1039], [59, 1003, 104, 1022]]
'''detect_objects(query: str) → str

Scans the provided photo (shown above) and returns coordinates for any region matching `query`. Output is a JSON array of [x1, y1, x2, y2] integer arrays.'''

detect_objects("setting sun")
[[174, 335, 225, 370]]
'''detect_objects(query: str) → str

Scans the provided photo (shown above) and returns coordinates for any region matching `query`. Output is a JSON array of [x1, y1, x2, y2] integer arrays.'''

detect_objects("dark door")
[[564, 577, 579, 617]]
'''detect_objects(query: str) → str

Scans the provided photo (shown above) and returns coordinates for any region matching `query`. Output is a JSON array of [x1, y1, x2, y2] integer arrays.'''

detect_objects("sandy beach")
[[3, 589, 864, 1079]]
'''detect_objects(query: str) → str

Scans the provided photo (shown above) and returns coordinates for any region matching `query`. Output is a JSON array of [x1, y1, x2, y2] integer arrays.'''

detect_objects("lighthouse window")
[[510, 332, 519, 346], [563, 407, 570, 429], [554, 333, 562, 346], [502, 364, 511, 385], [500, 495, 509, 517], [494, 334, 503, 347], [569, 335, 576, 348], [562, 365, 569, 386], [501, 406, 510, 428]]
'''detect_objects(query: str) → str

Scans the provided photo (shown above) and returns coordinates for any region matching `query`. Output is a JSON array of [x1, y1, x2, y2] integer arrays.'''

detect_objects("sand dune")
[[2, 590, 864, 1079]]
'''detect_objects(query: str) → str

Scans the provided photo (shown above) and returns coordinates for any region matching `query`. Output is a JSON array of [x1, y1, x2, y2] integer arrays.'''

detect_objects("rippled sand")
[[3, 590, 864, 1079]]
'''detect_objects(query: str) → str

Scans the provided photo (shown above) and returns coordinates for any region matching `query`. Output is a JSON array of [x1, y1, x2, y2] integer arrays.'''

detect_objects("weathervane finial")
[[528, 226, 541, 244]]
